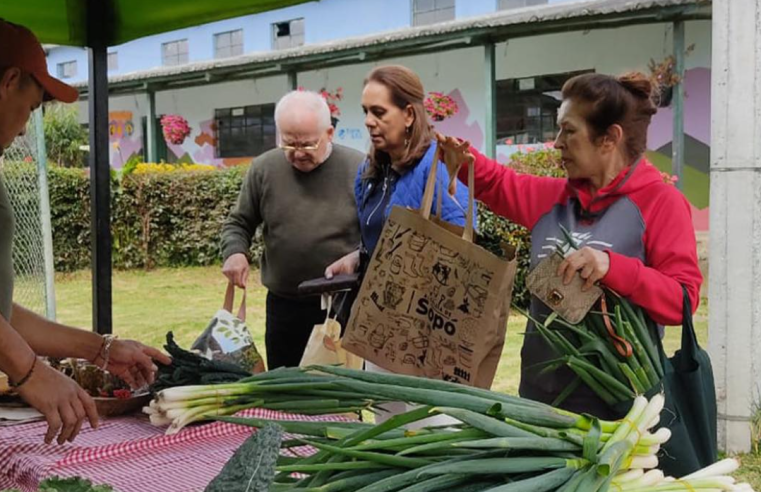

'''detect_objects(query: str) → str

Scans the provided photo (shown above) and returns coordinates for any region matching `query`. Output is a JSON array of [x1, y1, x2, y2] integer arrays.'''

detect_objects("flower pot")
[[331, 116, 339, 128], [656, 85, 674, 108]]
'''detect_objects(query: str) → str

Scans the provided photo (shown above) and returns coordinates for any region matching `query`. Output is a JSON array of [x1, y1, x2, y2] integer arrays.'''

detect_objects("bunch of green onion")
[[523, 227, 665, 407], [521, 293, 664, 407], [147, 366, 752, 491], [145, 367, 390, 434]]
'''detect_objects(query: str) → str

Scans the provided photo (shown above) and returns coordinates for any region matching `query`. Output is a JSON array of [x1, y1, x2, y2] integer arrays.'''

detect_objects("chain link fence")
[[0, 110, 55, 318]]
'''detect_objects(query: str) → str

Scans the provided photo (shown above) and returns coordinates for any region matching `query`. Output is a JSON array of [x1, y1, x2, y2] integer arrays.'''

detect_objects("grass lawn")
[[54, 265, 760, 487]]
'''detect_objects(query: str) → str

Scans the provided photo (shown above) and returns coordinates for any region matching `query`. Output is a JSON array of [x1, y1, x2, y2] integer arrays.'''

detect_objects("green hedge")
[[6, 148, 562, 308], [46, 165, 263, 272]]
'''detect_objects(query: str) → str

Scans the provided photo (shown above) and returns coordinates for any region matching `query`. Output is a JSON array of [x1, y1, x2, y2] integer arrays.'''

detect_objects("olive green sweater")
[[221, 144, 363, 297]]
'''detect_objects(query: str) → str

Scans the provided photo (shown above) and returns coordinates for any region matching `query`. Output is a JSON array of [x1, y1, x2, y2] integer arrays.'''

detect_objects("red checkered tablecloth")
[[0, 409, 347, 492]]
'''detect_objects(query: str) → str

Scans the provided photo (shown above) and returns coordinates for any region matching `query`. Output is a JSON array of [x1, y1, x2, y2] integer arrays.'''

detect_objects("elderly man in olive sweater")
[[221, 90, 363, 369]]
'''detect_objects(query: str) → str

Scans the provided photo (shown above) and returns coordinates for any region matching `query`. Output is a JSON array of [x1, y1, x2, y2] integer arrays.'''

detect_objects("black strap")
[[680, 285, 700, 362]]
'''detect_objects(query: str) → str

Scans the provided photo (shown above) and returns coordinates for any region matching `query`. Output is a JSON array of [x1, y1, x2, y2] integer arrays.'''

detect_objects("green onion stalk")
[[521, 228, 665, 407], [147, 365, 751, 491]]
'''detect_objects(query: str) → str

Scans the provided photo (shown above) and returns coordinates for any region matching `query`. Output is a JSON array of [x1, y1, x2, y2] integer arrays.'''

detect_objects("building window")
[[496, 70, 592, 146], [215, 104, 277, 158], [412, 0, 455, 26], [498, 0, 548, 10], [56, 60, 77, 79], [107, 52, 118, 71], [214, 29, 244, 59], [162, 39, 189, 67], [272, 18, 305, 50]]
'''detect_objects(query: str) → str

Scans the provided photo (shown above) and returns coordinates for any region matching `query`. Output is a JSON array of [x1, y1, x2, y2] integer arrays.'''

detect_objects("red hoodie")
[[459, 148, 702, 326]]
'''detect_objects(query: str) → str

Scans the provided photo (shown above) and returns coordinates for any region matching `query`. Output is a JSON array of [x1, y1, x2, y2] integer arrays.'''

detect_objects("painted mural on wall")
[[109, 111, 141, 167], [103, 68, 710, 232], [107, 113, 254, 169], [465, 68, 709, 232], [646, 67, 710, 231]]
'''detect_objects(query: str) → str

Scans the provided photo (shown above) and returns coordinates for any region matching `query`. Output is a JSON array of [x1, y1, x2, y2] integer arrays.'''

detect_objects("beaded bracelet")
[[94, 334, 118, 371], [9, 355, 37, 389]]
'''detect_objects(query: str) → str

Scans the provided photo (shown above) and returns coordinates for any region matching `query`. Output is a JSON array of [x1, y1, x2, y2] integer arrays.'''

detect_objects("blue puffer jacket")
[[355, 141, 475, 257]]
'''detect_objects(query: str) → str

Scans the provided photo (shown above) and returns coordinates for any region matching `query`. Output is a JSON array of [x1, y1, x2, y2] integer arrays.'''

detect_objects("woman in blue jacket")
[[325, 64, 472, 423], [326, 64, 471, 280]]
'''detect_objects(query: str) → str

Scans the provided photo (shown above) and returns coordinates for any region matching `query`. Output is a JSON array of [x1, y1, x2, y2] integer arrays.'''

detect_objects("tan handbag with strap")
[[526, 252, 602, 324]]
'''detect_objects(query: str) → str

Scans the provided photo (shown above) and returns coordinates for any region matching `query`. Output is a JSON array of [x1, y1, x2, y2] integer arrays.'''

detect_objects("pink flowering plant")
[[320, 87, 343, 118], [299, 86, 343, 118], [160, 115, 191, 145], [424, 91, 459, 121], [659, 170, 679, 185]]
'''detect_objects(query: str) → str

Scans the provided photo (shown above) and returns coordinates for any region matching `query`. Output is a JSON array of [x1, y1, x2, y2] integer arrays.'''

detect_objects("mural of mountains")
[[647, 134, 710, 210]]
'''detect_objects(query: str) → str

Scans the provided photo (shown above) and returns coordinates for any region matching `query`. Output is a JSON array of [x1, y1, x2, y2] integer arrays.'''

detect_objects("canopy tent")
[[0, 0, 311, 46]]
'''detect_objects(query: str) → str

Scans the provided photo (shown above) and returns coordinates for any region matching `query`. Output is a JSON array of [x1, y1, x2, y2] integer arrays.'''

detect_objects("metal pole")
[[146, 88, 158, 163], [484, 42, 497, 159], [87, 1, 113, 335], [672, 20, 685, 191], [33, 110, 56, 321]]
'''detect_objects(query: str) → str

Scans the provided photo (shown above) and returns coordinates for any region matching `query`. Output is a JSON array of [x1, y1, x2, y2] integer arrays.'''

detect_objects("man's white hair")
[[275, 90, 331, 130]]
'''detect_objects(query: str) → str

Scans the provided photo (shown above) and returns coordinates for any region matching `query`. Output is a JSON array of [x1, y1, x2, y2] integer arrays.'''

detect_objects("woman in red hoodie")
[[438, 72, 703, 418]]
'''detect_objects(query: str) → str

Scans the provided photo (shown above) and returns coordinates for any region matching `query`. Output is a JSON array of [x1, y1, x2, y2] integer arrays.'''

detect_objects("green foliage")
[[475, 148, 564, 308], [205, 423, 283, 492], [43, 104, 89, 168], [120, 153, 142, 177], [0, 162, 42, 263], [42, 165, 262, 272], [47, 166, 99, 272], [1, 476, 114, 492], [14, 147, 563, 306], [752, 395, 761, 455]]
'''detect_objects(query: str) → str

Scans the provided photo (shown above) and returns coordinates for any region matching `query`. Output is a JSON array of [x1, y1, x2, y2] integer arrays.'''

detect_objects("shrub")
[[43, 104, 89, 168]]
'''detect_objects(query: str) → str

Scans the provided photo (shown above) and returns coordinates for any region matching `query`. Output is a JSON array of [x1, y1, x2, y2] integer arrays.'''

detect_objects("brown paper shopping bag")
[[343, 158, 517, 388], [299, 295, 364, 370]]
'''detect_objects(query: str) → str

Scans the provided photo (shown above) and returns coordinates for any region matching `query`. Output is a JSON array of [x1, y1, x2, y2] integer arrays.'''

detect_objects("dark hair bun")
[[617, 72, 655, 100]]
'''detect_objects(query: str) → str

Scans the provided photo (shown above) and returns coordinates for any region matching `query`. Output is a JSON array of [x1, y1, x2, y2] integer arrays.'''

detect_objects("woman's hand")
[[557, 247, 610, 291], [102, 340, 171, 389], [325, 250, 360, 279], [435, 132, 474, 195], [16, 362, 99, 444]]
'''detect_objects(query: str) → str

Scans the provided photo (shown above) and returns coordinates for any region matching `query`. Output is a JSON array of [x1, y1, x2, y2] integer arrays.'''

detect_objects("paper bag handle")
[[419, 142, 475, 243], [321, 294, 336, 325], [223, 281, 247, 321]]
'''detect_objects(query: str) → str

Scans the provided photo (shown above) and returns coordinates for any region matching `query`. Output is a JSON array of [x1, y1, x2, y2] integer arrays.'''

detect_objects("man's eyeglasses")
[[278, 136, 323, 152]]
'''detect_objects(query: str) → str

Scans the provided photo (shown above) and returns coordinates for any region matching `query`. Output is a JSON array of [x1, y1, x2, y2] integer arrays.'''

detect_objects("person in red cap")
[[0, 19, 171, 445]]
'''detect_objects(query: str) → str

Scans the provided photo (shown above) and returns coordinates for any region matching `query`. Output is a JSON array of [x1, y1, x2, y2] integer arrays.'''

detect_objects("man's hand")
[[435, 132, 474, 195], [16, 362, 99, 445], [222, 253, 250, 288], [325, 250, 360, 279], [103, 340, 171, 389], [557, 247, 611, 291]]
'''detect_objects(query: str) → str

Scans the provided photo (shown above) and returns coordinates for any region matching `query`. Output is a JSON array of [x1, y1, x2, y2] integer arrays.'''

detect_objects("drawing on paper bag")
[[343, 214, 503, 385]]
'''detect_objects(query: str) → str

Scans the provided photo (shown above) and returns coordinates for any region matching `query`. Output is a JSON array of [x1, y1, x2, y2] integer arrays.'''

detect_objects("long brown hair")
[[363, 65, 434, 179], [561, 72, 657, 163]]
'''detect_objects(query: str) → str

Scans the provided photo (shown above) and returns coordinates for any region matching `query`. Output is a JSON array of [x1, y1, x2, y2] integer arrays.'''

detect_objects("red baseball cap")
[[0, 19, 78, 103]]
